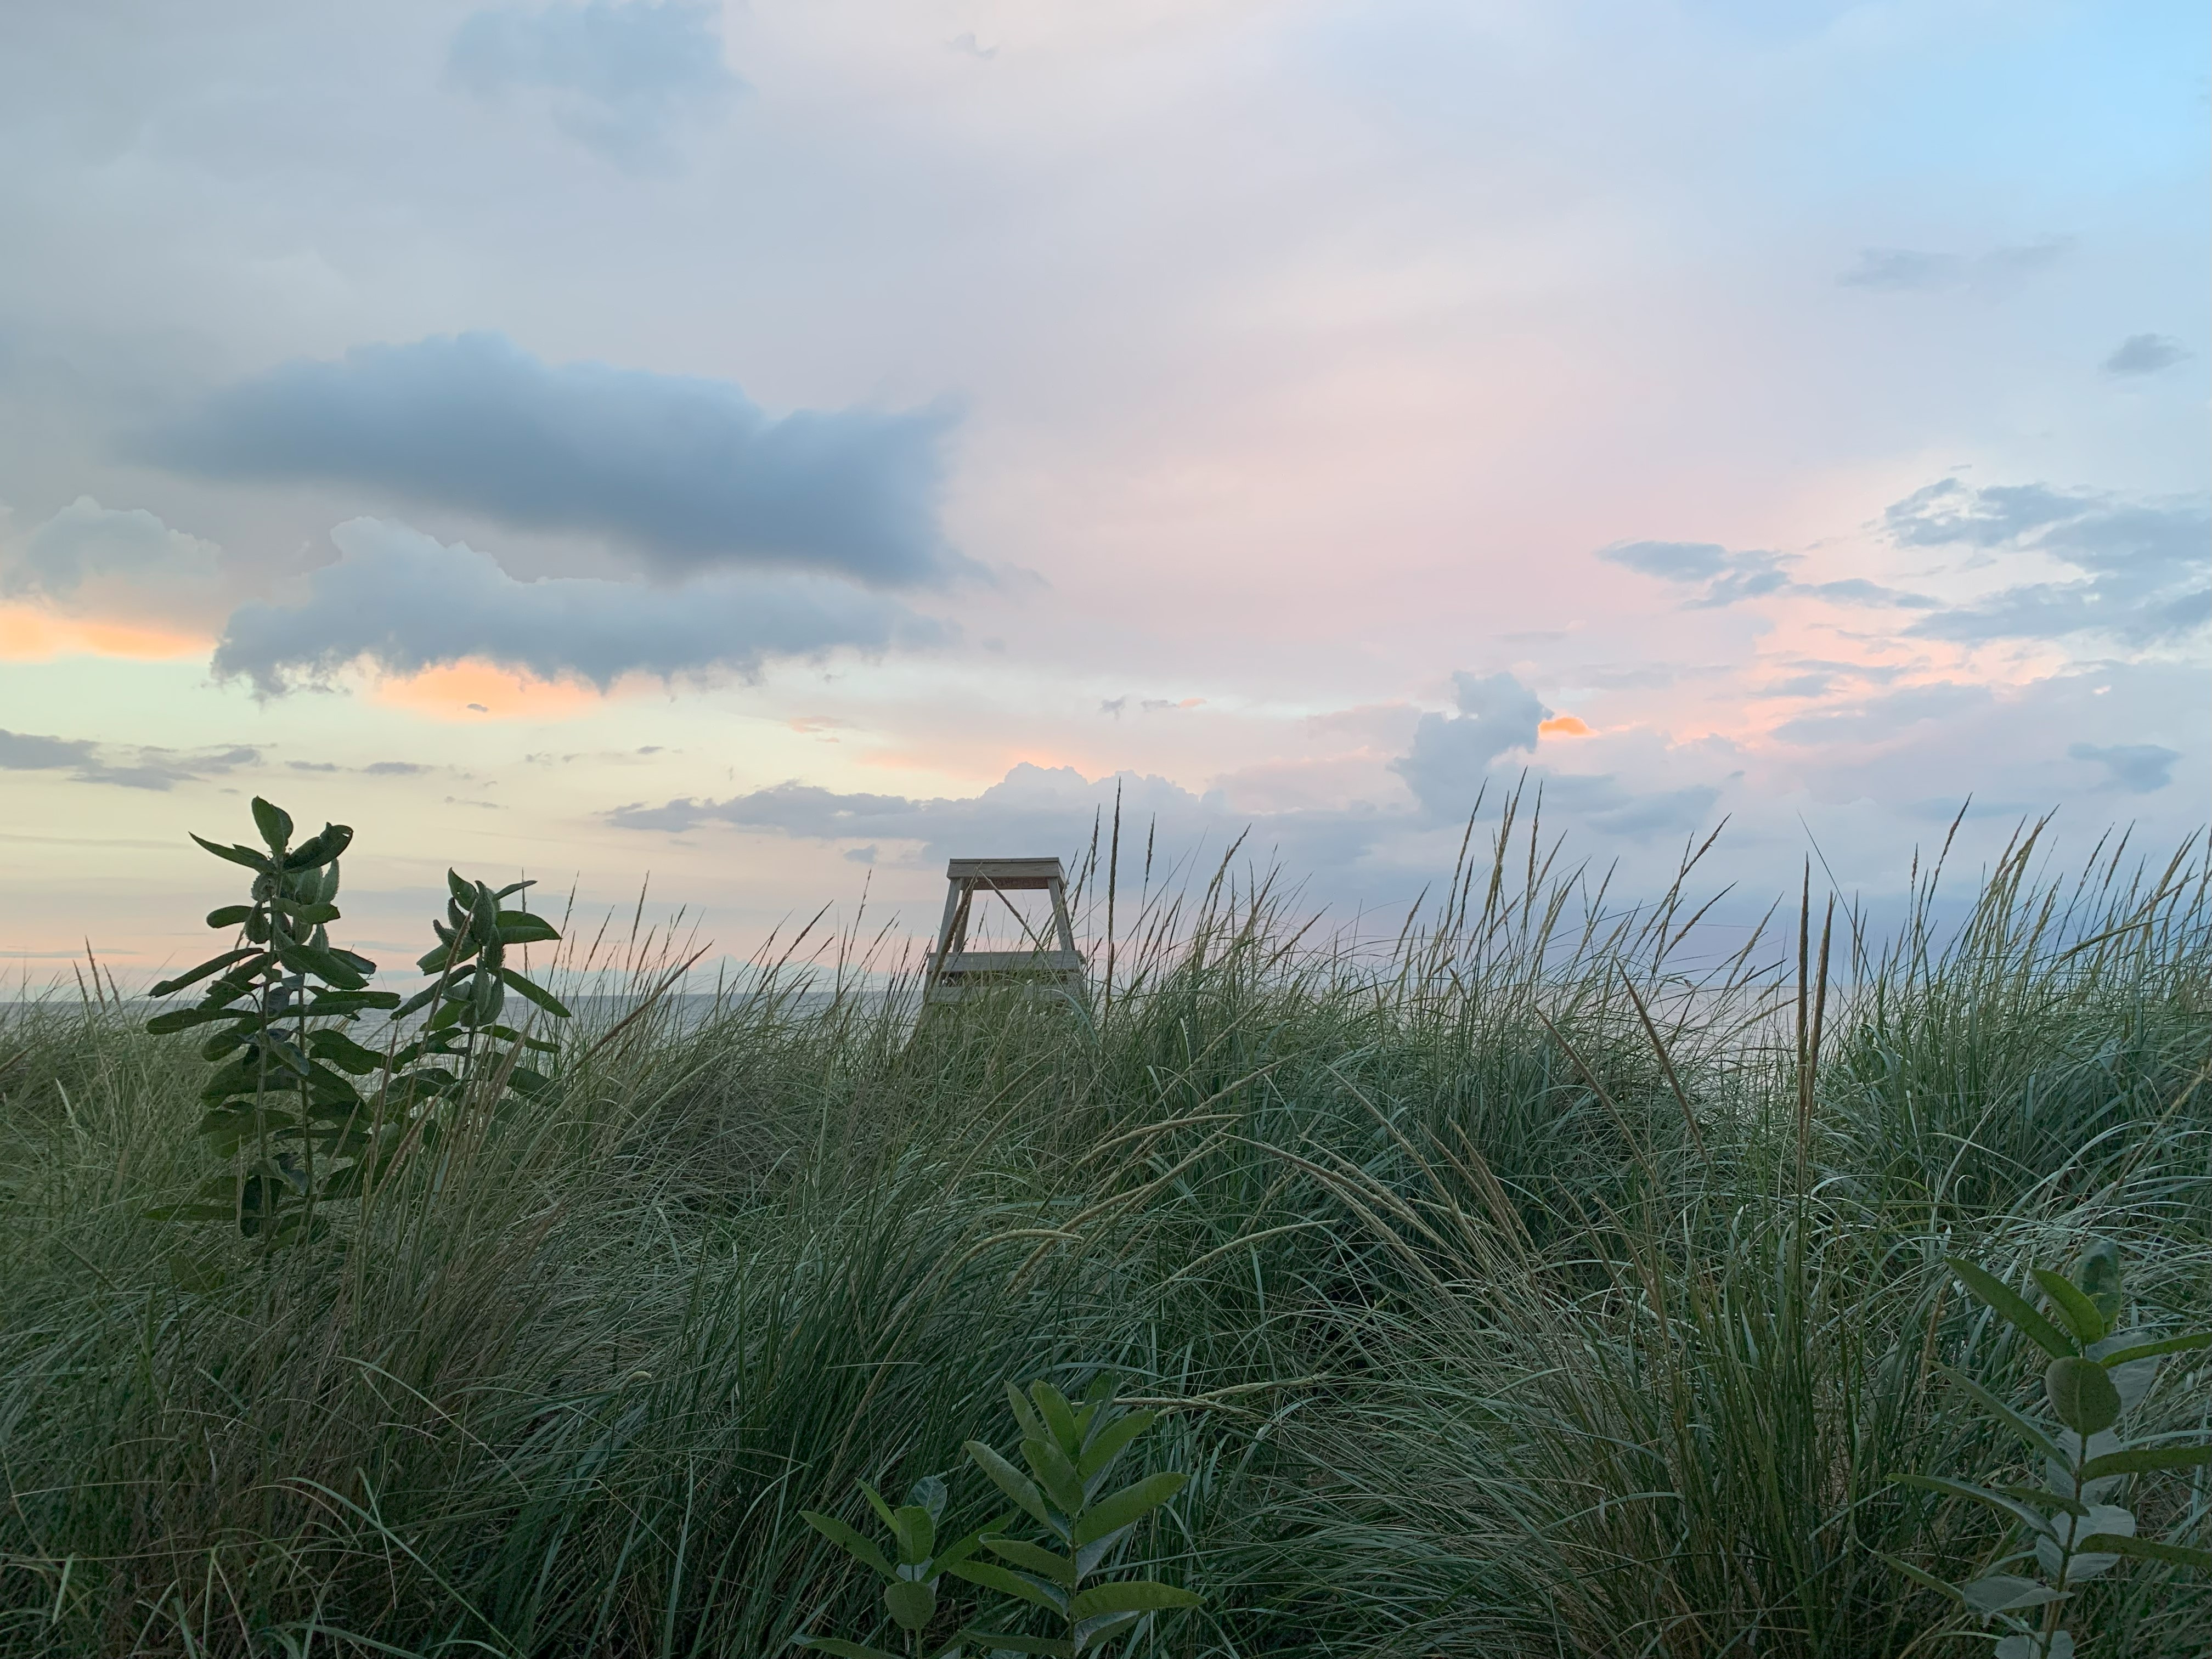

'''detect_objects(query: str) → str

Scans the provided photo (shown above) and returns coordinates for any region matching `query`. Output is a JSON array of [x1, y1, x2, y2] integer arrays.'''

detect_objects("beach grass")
[[1, 814, 2206, 1656]]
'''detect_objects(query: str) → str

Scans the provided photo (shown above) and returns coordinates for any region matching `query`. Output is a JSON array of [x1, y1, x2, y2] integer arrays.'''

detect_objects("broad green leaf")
[[284, 823, 353, 868], [792, 1639, 900, 1659], [251, 798, 294, 850], [2075, 1240, 2124, 1323], [966, 1441, 1055, 1533], [2046, 1357, 2121, 1436], [1948, 1257, 2077, 1358], [190, 834, 272, 873], [2098, 1331, 2212, 1367], [1004, 1382, 1046, 1444], [1075, 1371, 1115, 1451], [932, 1514, 1008, 1576], [307, 1030, 385, 1075], [1959, 1575, 2064, 1613], [2034, 1269, 2108, 1345], [199, 1057, 263, 1100], [944, 1559, 1065, 1613], [2000, 1483, 2085, 1518], [799, 1510, 893, 1579], [262, 1033, 313, 1077], [1032, 1381, 1081, 1455], [303, 989, 403, 1015], [1938, 1365, 2066, 1465], [475, 1024, 559, 1052], [471, 969, 506, 1024], [1077, 1410, 1156, 1484], [1070, 1471, 1189, 1548], [981, 1537, 1075, 1585], [496, 916, 562, 945], [447, 868, 476, 905], [205, 905, 255, 929], [201, 1027, 249, 1060], [2077, 1534, 2212, 1570], [891, 1504, 935, 1566], [277, 943, 366, 990], [906, 1475, 949, 1525], [1896, 1475, 2055, 1536], [2080, 1443, 2212, 1481], [1066, 1581, 1201, 1619], [1024, 1436, 1085, 1517], [392, 983, 441, 1022], [1071, 1611, 1143, 1654], [145, 1006, 233, 1035], [493, 878, 537, 899], [501, 969, 572, 1019], [862, 1477, 898, 1531], [884, 1579, 935, 1632], [149, 948, 263, 1000]]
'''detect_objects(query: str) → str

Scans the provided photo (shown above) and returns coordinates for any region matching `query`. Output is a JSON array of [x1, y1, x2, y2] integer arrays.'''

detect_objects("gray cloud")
[[1, 728, 258, 791], [1838, 249, 1960, 292], [1531, 773, 1719, 838], [1886, 480, 2211, 646], [1770, 682, 1992, 747], [612, 764, 1216, 852], [1390, 671, 1548, 817], [614, 676, 1720, 885], [606, 763, 1394, 881], [0, 730, 94, 771], [610, 755, 1716, 911], [2068, 742, 2179, 794], [212, 517, 940, 695], [1600, 540, 1733, 582], [0, 496, 228, 627], [449, 1, 739, 170], [2102, 334, 2190, 377], [1599, 539, 1931, 611], [1838, 236, 2072, 294], [137, 332, 962, 588]]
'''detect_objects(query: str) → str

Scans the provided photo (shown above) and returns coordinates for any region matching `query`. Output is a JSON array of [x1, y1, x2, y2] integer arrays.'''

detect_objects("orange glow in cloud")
[[1539, 715, 1592, 737], [0, 605, 207, 662], [370, 662, 606, 721]]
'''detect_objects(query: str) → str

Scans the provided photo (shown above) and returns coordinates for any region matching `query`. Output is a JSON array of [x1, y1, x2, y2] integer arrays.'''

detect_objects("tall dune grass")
[[1, 816, 2206, 1656]]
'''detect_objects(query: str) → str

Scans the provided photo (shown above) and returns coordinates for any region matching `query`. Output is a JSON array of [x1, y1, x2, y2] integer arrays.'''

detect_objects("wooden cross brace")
[[922, 857, 1088, 1008]]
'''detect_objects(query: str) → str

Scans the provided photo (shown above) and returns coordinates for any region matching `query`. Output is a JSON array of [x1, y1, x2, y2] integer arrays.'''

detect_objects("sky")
[[1, 0, 2206, 988]]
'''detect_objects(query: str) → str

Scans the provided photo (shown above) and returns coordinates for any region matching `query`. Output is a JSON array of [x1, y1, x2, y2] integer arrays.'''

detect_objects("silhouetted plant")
[[381, 869, 569, 1115], [143, 803, 571, 1246], [142, 798, 394, 1245]]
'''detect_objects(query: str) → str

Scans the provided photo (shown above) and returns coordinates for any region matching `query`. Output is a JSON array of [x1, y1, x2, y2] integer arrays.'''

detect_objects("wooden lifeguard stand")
[[921, 857, 1088, 1011]]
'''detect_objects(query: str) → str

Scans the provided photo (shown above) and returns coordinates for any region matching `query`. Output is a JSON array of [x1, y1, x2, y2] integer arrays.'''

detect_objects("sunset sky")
[[3, 0, 2206, 986]]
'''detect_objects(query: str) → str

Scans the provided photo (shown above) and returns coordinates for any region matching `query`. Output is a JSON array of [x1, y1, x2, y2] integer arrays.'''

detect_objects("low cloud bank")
[[138, 333, 963, 588], [213, 518, 938, 695]]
